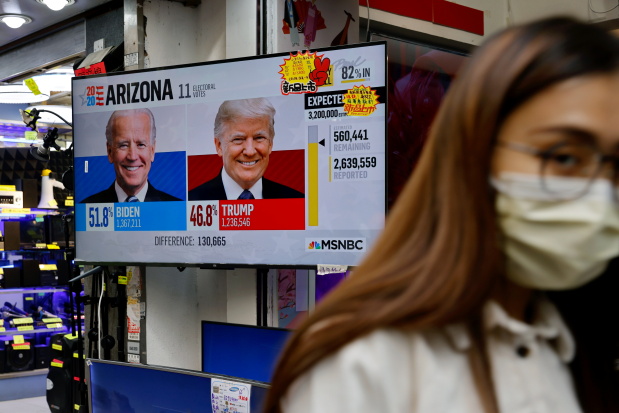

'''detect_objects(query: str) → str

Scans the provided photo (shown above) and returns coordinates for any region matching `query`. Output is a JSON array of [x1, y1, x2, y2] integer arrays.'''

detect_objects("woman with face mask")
[[263, 17, 619, 413]]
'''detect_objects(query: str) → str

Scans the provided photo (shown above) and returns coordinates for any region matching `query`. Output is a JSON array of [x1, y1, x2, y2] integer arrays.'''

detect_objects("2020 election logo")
[[79, 79, 174, 107]]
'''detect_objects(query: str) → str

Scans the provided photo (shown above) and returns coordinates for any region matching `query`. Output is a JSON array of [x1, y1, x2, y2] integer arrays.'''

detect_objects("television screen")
[[44, 215, 75, 248], [87, 359, 269, 413], [8, 218, 46, 249], [202, 321, 291, 383], [73, 42, 387, 266]]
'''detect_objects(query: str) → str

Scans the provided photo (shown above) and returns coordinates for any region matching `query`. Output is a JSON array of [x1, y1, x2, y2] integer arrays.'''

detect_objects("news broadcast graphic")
[[73, 42, 386, 266]]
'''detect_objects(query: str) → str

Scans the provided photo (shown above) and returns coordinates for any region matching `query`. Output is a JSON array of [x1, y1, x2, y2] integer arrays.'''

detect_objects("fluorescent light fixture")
[[0, 14, 32, 29], [25, 105, 73, 126], [36, 0, 75, 11], [29, 68, 73, 93], [0, 84, 49, 104]]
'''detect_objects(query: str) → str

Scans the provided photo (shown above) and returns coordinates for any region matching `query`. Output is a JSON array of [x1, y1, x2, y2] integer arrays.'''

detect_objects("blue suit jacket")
[[80, 181, 180, 203]]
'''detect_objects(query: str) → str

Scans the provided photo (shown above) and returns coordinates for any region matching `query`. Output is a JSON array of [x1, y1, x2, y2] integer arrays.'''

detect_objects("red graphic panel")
[[187, 149, 305, 194], [219, 199, 305, 230]]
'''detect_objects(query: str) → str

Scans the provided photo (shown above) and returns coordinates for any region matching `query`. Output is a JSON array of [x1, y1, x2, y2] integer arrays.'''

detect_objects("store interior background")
[[1, 0, 619, 400]]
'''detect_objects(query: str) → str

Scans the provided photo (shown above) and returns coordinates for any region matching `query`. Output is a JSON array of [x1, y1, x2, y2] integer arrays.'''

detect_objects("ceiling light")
[[28, 68, 73, 93], [0, 84, 49, 104], [0, 14, 32, 29], [36, 0, 75, 12]]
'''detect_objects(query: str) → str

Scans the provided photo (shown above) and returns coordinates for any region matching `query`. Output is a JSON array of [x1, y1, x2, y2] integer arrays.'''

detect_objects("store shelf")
[[0, 286, 68, 295], [0, 368, 48, 380], [0, 327, 68, 336]]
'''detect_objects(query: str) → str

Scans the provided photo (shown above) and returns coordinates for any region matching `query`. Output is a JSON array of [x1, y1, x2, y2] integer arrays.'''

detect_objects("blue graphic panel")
[[75, 151, 186, 203]]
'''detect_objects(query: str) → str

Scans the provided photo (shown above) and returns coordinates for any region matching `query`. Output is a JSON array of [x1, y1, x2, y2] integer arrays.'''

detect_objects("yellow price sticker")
[[1, 208, 31, 214], [14, 335, 25, 344], [52, 343, 63, 351], [65, 199, 75, 206], [0, 327, 5, 332], [24, 131, 38, 141], [43, 318, 62, 323], [13, 317, 33, 325], [24, 78, 42, 95], [118, 275, 128, 285], [18, 325, 34, 331]]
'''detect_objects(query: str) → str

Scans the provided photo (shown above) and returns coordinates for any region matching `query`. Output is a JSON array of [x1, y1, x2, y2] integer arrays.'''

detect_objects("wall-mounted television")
[[202, 321, 291, 383], [72, 42, 387, 267]]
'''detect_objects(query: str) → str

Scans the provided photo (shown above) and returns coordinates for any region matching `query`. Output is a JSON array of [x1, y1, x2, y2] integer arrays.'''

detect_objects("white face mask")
[[492, 172, 619, 290]]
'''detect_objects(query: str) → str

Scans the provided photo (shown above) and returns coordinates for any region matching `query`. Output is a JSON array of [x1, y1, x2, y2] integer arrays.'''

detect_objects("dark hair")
[[264, 17, 619, 413]]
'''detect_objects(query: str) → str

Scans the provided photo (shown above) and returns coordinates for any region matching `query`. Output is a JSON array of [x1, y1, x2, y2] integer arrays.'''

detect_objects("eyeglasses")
[[498, 141, 619, 199]]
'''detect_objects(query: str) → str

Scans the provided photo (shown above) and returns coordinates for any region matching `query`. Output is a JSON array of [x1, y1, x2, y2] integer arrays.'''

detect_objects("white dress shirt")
[[221, 168, 263, 199], [115, 181, 149, 202], [282, 299, 582, 413]]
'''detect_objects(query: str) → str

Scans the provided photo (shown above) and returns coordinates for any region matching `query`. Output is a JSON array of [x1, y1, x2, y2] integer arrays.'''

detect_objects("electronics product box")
[[0, 190, 23, 208]]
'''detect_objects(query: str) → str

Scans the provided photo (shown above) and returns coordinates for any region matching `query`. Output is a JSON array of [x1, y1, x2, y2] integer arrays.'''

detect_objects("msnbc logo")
[[306, 238, 366, 251]]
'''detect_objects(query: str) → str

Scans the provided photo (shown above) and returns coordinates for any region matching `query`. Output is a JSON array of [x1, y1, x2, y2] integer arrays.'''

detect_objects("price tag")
[[0, 327, 5, 332], [24, 78, 42, 95], [18, 325, 34, 331], [13, 317, 34, 325], [51, 359, 64, 368], [0, 319, 4, 326], [317, 264, 348, 275], [118, 275, 128, 285], [65, 199, 75, 206], [1, 208, 31, 214], [14, 335, 24, 344], [52, 343, 63, 351], [24, 131, 39, 141], [43, 318, 62, 324]]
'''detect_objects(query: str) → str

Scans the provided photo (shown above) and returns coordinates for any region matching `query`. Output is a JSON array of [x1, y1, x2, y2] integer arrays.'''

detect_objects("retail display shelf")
[[0, 286, 68, 295], [0, 368, 48, 380]]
